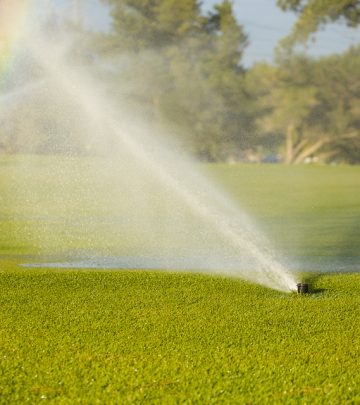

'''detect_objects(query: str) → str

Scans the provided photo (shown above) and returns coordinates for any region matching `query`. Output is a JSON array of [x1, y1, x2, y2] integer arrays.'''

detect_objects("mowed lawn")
[[208, 163, 360, 261], [0, 156, 359, 403]]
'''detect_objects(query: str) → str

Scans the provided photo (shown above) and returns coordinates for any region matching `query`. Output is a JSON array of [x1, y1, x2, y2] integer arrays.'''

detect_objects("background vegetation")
[[1, 0, 358, 163]]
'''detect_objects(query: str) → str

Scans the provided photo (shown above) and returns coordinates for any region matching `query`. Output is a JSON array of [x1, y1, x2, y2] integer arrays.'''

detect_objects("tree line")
[[1, 0, 359, 164], [98, 0, 360, 164]]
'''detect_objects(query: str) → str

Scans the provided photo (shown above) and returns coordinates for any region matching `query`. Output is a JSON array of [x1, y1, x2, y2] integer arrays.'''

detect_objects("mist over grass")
[[1, 157, 358, 269]]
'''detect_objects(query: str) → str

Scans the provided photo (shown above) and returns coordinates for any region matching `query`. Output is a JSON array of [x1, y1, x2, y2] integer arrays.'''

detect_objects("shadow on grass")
[[301, 272, 327, 294]]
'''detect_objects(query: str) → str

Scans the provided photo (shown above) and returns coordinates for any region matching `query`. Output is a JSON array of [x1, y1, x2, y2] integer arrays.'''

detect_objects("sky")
[[55, 0, 360, 67]]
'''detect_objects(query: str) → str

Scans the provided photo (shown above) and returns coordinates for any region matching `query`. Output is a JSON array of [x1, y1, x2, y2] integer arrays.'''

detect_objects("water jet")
[[0, 2, 298, 293]]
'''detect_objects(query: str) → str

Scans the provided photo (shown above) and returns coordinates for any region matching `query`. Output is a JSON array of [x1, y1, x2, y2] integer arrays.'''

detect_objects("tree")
[[102, 0, 202, 51], [246, 49, 360, 164], [277, 0, 360, 45], [100, 0, 250, 161], [307, 46, 360, 163], [246, 59, 319, 164], [162, 0, 252, 160], [273, 0, 360, 163]]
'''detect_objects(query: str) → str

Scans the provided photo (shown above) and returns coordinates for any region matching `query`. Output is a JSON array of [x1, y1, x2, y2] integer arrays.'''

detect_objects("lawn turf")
[[0, 269, 359, 403], [0, 157, 359, 403]]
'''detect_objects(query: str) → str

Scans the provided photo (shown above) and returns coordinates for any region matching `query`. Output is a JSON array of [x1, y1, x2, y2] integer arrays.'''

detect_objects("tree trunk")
[[293, 136, 329, 164], [285, 124, 294, 164]]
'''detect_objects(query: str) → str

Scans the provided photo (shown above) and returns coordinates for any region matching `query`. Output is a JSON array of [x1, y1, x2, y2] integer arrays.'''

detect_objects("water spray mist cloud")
[[1, 6, 296, 292]]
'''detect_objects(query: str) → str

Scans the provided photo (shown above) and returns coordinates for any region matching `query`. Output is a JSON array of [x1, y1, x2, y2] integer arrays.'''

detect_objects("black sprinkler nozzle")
[[297, 283, 309, 294]]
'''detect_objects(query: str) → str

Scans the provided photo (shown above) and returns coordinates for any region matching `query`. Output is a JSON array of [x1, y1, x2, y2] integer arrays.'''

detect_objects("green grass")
[[1, 157, 359, 260], [208, 164, 360, 259], [0, 156, 359, 403], [0, 269, 359, 403]]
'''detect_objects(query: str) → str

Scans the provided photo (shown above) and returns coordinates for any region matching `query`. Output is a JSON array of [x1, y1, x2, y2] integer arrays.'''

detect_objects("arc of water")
[[22, 30, 296, 292]]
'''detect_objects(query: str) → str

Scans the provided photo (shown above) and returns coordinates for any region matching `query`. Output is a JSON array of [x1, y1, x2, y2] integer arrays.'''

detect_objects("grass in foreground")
[[0, 157, 359, 403], [0, 268, 359, 403]]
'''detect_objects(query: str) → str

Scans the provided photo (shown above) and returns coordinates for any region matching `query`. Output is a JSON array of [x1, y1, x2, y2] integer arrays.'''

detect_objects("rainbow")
[[0, 0, 36, 85]]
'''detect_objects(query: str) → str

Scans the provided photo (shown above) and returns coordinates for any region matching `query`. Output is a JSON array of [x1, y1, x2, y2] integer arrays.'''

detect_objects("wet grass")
[[0, 156, 359, 403]]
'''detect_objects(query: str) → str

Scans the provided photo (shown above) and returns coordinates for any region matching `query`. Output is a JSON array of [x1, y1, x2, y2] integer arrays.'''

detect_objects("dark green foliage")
[[277, 0, 360, 44], [100, 0, 251, 161], [96, 1, 360, 163], [308, 47, 360, 164], [103, 0, 202, 51], [1, 1, 359, 163], [246, 48, 360, 164]]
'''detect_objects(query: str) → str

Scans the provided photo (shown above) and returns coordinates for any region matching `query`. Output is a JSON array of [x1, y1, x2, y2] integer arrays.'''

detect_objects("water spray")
[[1, 2, 298, 293]]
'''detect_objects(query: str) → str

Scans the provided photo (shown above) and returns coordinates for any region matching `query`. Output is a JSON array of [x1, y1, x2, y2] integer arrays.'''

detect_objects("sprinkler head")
[[297, 283, 309, 294]]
